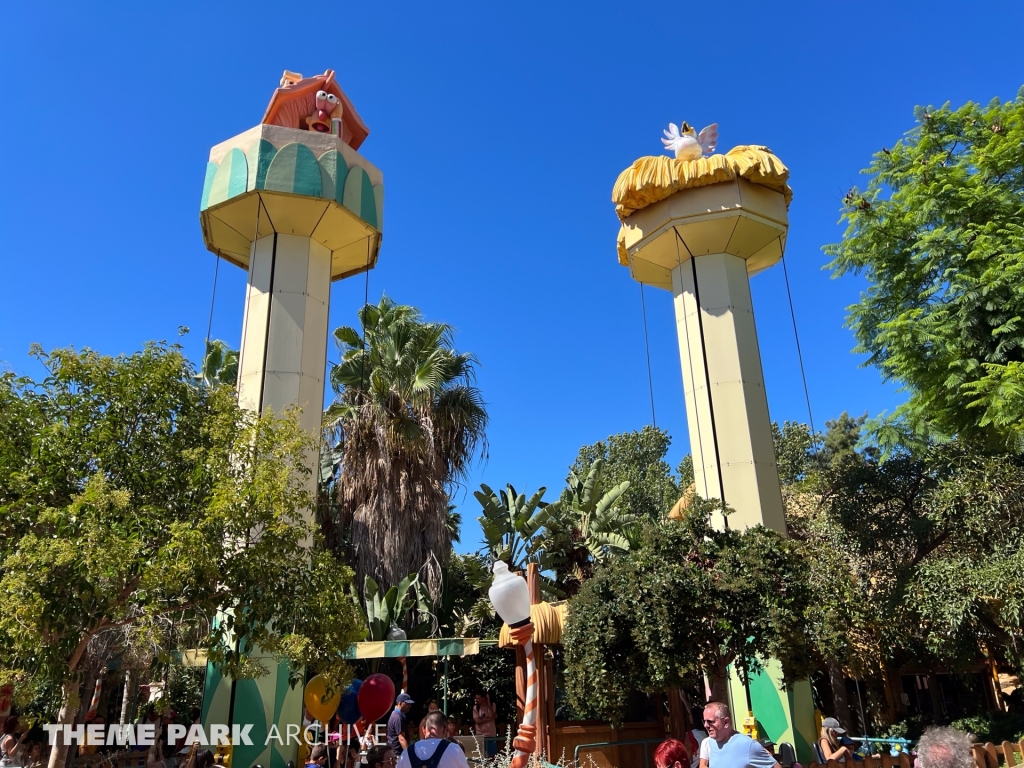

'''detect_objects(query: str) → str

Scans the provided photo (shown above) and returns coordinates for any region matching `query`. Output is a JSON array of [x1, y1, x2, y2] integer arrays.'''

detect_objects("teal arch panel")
[[317, 149, 348, 202], [359, 170, 376, 227], [231, 677, 270, 768], [342, 166, 377, 228], [207, 149, 248, 208], [265, 143, 321, 197], [247, 139, 277, 191], [200, 162, 218, 210], [373, 184, 384, 232]]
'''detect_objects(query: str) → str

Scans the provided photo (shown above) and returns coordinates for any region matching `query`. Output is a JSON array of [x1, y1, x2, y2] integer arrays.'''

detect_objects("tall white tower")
[[613, 145, 817, 760], [197, 69, 383, 768], [614, 147, 790, 533]]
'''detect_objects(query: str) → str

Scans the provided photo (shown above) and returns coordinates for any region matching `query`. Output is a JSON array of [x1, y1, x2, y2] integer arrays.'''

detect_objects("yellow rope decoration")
[[498, 602, 567, 647]]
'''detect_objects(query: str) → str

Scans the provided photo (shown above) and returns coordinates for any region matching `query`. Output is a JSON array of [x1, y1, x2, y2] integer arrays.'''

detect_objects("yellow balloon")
[[304, 674, 341, 723]]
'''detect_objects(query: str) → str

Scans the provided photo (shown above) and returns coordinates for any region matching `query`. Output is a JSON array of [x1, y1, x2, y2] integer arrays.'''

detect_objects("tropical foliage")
[[544, 459, 634, 596], [566, 426, 681, 523], [356, 574, 433, 641], [475, 460, 634, 598], [475, 484, 553, 574], [324, 297, 487, 602], [197, 338, 239, 387]]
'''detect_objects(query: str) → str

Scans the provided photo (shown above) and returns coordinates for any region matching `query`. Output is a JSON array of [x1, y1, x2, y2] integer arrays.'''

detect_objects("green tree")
[[786, 415, 1024, 726], [562, 501, 813, 724], [0, 344, 363, 768], [567, 426, 680, 522], [325, 297, 487, 601], [825, 89, 1024, 448]]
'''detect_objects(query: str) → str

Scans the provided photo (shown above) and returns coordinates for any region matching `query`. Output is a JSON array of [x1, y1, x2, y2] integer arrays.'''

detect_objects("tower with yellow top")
[[613, 137, 815, 759], [198, 70, 383, 768]]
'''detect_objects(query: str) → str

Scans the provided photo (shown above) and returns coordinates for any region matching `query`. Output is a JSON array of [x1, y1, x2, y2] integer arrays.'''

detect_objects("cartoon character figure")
[[262, 70, 370, 150], [306, 90, 343, 133], [662, 121, 719, 161]]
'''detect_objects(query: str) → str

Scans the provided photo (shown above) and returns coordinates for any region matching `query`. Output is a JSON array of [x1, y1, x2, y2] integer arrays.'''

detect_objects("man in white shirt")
[[702, 703, 779, 768], [395, 712, 468, 768]]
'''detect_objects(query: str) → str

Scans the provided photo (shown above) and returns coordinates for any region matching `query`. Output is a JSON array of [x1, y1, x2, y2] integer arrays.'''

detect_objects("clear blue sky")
[[2, 1, 1022, 553]]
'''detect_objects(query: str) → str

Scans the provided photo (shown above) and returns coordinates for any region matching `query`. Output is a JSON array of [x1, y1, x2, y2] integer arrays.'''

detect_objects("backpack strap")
[[408, 740, 451, 768]]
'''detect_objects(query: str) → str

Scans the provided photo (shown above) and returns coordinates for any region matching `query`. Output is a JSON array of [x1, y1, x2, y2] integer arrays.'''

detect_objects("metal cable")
[[674, 227, 727, 511], [639, 282, 657, 427]]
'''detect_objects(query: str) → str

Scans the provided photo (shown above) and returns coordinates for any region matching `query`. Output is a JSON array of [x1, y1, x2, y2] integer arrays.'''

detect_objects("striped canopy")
[[341, 638, 479, 659]]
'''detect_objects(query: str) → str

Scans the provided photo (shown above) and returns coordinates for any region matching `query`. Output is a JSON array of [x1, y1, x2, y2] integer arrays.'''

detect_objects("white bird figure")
[[662, 121, 719, 160]]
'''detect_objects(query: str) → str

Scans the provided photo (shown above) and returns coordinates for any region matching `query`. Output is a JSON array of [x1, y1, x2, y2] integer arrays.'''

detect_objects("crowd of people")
[[2, 696, 983, 768], [301, 689, 501, 768], [652, 703, 977, 768]]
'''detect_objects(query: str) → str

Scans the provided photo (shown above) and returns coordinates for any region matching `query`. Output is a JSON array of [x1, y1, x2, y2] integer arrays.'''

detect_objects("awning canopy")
[[341, 638, 479, 660]]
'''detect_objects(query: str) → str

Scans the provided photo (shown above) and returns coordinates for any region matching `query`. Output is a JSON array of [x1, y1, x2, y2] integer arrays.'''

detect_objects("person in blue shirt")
[[305, 744, 329, 768], [702, 703, 780, 768], [387, 694, 414, 757]]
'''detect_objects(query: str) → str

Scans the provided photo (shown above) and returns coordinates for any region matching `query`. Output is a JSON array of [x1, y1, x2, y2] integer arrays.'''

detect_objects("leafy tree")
[[773, 420, 816, 485], [562, 501, 813, 725], [325, 297, 488, 602], [567, 426, 679, 522], [825, 89, 1024, 448], [785, 415, 1024, 726], [0, 344, 363, 768]]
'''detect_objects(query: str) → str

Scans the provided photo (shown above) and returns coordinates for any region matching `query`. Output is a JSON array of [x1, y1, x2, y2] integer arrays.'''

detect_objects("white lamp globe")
[[489, 561, 531, 626]]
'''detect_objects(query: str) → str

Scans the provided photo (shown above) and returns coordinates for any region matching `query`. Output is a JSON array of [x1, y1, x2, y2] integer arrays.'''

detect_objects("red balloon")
[[357, 673, 396, 723]]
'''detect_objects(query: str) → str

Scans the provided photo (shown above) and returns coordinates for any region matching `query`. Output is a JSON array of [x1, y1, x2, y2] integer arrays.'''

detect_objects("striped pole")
[[508, 622, 537, 768], [86, 677, 103, 720], [400, 658, 408, 693]]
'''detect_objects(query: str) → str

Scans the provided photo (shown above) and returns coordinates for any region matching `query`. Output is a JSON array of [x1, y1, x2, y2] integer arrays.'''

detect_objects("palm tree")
[[325, 297, 487, 601], [539, 459, 634, 596], [197, 339, 239, 387]]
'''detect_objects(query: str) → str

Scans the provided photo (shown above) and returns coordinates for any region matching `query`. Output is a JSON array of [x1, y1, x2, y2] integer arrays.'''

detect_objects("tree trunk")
[[666, 689, 688, 739], [708, 659, 730, 704], [827, 660, 853, 727], [120, 670, 134, 726], [928, 673, 944, 723], [47, 679, 81, 768]]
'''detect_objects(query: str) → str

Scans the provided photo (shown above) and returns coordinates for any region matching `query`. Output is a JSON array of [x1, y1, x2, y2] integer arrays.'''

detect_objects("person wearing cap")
[[388, 694, 415, 757], [819, 718, 853, 762]]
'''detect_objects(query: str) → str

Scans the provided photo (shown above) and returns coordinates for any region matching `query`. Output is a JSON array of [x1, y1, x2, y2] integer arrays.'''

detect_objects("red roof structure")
[[262, 69, 370, 151]]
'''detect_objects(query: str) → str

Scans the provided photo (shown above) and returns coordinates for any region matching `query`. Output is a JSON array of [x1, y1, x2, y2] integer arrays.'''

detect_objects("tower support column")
[[238, 233, 332, 438], [671, 252, 784, 533]]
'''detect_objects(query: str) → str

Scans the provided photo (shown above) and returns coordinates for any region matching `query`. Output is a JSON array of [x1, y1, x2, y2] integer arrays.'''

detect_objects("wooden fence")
[[813, 741, 1024, 768], [971, 741, 1024, 768]]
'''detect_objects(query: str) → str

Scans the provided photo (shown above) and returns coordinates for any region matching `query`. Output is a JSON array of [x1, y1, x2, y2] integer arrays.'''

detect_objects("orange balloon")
[[304, 674, 341, 723]]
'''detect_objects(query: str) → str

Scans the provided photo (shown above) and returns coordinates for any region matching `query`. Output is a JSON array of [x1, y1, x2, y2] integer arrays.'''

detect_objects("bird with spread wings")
[[662, 121, 719, 161]]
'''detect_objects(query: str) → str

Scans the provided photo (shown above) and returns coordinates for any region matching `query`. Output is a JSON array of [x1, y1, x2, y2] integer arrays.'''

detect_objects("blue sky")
[[2, 1, 1022, 554]]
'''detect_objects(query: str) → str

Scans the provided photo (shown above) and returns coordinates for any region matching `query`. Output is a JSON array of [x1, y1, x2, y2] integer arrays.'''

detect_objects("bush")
[[949, 711, 1024, 744]]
